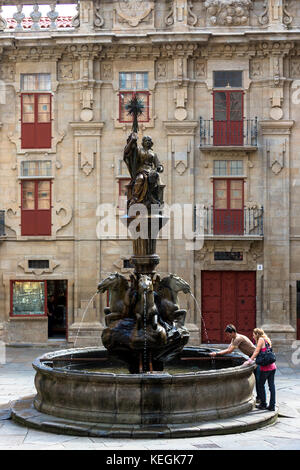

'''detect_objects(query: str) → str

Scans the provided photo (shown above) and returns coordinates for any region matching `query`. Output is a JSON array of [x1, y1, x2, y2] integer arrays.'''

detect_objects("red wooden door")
[[213, 179, 244, 235], [213, 91, 243, 146], [201, 271, 256, 343]]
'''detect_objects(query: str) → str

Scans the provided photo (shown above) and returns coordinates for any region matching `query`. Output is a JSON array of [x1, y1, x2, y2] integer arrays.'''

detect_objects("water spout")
[[189, 292, 210, 344], [73, 291, 98, 349], [143, 291, 147, 373]]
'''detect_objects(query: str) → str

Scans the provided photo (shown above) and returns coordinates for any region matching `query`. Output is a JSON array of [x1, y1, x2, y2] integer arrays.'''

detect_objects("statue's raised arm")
[[123, 132, 139, 180]]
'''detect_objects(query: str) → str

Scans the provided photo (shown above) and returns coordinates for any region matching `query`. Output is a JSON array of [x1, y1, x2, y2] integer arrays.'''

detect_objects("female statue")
[[123, 133, 164, 209]]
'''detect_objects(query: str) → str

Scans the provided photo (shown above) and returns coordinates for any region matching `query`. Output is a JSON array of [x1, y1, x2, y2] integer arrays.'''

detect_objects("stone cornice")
[[260, 120, 294, 134], [163, 121, 198, 136], [70, 122, 105, 136], [0, 33, 300, 62]]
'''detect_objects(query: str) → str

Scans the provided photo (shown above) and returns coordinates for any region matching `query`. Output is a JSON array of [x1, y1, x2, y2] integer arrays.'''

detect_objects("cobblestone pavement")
[[0, 345, 300, 450]]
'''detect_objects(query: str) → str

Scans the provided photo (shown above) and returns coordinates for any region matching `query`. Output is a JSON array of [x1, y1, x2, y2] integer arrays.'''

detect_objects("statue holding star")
[[123, 95, 164, 211]]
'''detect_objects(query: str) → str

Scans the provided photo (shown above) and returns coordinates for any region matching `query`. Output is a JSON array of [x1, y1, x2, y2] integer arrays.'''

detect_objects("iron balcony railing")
[[199, 117, 258, 148], [0, 210, 6, 237], [194, 206, 264, 237]]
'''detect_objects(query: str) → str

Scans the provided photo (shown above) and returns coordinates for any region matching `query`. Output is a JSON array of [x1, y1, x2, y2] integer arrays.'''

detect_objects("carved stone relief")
[[54, 201, 73, 234], [156, 61, 167, 80], [290, 58, 300, 77], [171, 139, 191, 175], [165, 0, 198, 27], [258, 0, 293, 27], [269, 54, 284, 120], [266, 139, 286, 174], [204, 0, 253, 26], [195, 60, 206, 79], [94, 0, 105, 28], [250, 59, 264, 78], [4, 203, 19, 236], [0, 5, 7, 31], [18, 257, 60, 275], [174, 56, 188, 121], [101, 63, 113, 80], [58, 62, 74, 81], [4, 198, 73, 237], [0, 63, 15, 82], [77, 139, 98, 176], [79, 57, 95, 122], [114, 0, 154, 28], [195, 240, 263, 271]]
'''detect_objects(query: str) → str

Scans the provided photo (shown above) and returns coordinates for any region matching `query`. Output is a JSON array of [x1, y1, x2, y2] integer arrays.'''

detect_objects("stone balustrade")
[[0, 1, 78, 31], [0, 1, 296, 34]]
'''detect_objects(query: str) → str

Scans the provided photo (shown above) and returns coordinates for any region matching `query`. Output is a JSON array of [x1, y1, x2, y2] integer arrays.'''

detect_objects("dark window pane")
[[214, 252, 243, 261], [214, 71, 242, 88], [230, 92, 243, 121], [28, 260, 50, 269], [214, 92, 227, 121]]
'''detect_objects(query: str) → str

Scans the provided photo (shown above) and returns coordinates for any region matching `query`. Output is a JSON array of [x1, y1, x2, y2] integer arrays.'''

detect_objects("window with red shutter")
[[21, 93, 52, 149], [213, 179, 244, 235], [21, 180, 52, 236], [213, 91, 243, 146], [118, 72, 150, 123]]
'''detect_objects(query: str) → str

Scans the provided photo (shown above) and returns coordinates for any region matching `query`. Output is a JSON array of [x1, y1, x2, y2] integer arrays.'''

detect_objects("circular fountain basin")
[[11, 347, 278, 438]]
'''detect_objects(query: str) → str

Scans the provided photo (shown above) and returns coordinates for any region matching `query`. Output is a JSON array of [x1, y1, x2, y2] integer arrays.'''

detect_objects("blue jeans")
[[258, 369, 276, 408]]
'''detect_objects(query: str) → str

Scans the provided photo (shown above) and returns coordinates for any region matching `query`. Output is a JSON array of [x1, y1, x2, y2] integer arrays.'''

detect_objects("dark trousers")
[[48, 315, 53, 337], [258, 369, 276, 408], [253, 365, 260, 398]]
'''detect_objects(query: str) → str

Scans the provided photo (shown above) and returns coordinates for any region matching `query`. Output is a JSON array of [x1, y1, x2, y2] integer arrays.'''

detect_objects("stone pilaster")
[[261, 120, 295, 346], [163, 120, 200, 344], [68, 122, 104, 346]]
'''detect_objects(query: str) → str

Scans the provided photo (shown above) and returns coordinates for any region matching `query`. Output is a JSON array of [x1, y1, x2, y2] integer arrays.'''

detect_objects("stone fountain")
[[11, 98, 277, 437]]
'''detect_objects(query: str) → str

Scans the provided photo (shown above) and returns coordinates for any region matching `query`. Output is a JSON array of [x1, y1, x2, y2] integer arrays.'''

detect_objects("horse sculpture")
[[134, 274, 158, 330], [97, 273, 131, 326], [155, 273, 190, 329]]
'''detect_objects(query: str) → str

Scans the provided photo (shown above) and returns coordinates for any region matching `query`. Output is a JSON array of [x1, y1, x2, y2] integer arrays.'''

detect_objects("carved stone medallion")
[[115, 0, 154, 27]]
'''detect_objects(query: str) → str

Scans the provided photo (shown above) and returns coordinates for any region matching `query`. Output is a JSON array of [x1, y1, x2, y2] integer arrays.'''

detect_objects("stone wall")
[[0, 0, 299, 348]]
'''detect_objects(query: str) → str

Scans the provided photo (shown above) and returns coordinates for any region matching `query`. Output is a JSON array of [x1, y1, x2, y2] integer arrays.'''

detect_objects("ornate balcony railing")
[[195, 206, 264, 237], [0, 211, 6, 238], [0, 2, 78, 32], [199, 117, 258, 148]]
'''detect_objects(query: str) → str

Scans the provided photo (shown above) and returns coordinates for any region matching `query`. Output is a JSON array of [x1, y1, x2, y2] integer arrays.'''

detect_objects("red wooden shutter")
[[213, 91, 243, 146], [21, 94, 35, 149], [36, 94, 51, 148], [213, 179, 244, 235], [21, 180, 52, 236], [21, 93, 52, 149]]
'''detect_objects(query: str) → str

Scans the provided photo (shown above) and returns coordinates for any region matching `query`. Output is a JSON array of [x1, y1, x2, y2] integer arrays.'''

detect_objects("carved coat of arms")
[[115, 0, 154, 27]]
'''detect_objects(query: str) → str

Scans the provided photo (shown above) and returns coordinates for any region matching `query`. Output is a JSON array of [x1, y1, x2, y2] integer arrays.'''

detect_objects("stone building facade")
[[0, 0, 299, 349]]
